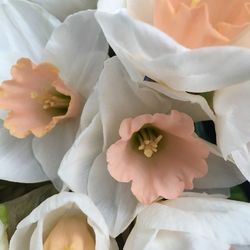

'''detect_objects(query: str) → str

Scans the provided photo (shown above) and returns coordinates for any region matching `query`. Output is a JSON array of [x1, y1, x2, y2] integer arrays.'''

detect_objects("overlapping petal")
[[28, 0, 97, 21], [0, 0, 60, 67], [213, 81, 250, 180], [124, 193, 250, 250], [95, 9, 250, 93], [0, 121, 48, 182]]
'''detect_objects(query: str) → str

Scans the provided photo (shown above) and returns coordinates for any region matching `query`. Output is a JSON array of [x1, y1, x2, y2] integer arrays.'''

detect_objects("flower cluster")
[[1, 0, 250, 249]]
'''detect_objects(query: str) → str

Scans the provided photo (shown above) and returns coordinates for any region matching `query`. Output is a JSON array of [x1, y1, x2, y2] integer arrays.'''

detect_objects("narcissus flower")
[[0, 58, 81, 138], [124, 193, 250, 250], [0, 0, 108, 188], [9, 192, 118, 250], [58, 57, 244, 236], [107, 111, 209, 204]]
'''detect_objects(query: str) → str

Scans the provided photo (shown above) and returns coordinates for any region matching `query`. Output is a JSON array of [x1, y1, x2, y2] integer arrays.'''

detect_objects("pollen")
[[191, 0, 200, 7], [137, 128, 163, 158], [30, 91, 38, 99]]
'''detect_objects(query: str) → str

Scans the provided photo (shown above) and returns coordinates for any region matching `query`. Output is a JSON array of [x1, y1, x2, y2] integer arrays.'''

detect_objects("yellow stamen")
[[30, 91, 38, 99], [137, 128, 163, 158], [42, 94, 70, 110], [191, 0, 200, 7], [64, 246, 71, 250]]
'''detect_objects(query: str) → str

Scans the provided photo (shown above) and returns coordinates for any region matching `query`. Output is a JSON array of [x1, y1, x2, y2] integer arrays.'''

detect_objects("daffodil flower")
[[9, 192, 118, 250], [124, 193, 250, 250], [0, 0, 108, 188], [58, 57, 244, 237], [107, 111, 209, 204]]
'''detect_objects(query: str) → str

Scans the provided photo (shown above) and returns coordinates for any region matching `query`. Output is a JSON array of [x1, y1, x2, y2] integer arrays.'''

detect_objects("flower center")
[[136, 127, 163, 158], [0, 58, 81, 138], [31, 88, 71, 117]]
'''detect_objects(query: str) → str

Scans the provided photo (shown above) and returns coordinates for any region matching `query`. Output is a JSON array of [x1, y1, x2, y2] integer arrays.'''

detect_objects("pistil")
[[137, 128, 163, 158]]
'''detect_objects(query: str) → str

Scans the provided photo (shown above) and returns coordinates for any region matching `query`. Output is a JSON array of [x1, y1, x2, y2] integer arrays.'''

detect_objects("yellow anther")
[[42, 94, 70, 110], [137, 128, 163, 158], [64, 247, 71, 250], [30, 91, 38, 99], [191, 0, 200, 7]]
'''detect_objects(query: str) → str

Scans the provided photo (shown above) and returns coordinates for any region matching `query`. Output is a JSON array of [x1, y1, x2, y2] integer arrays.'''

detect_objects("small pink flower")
[[0, 58, 81, 138], [107, 111, 209, 204]]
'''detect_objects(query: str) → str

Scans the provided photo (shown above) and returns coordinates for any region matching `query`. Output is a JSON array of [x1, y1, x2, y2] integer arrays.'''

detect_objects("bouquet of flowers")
[[1, 0, 250, 249]]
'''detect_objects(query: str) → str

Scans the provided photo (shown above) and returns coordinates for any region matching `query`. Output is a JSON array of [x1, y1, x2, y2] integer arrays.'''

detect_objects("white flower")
[[0, 221, 8, 250], [58, 57, 244, 237], [9, 192, 118, 250], [0, 0, 108, 188], [95, 0, 250, 182], [124, 193, 250, 250], [27, 0, 98, 21]]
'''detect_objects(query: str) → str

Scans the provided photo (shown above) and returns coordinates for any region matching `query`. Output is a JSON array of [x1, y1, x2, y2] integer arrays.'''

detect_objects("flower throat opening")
[[134, 126, 163, 158]]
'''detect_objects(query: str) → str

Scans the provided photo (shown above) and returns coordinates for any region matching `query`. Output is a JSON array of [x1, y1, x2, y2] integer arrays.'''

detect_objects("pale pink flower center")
[[153, 0, 250, 48], [107, 111, 209, 204], [0, 58, 81, 138]]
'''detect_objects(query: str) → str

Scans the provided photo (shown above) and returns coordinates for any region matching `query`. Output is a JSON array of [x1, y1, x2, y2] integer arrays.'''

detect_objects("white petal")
[[231, 146, 250, 182], [214, 82, 250, 158], [0, 0, 60, 63], [78, 89, 99, 133], [10, 192, 117, 250], [58, 113, 103, 193], [125, 230, 231, 250], [142, 80, 214, 121], [125, 195, 250, 249], [27, 0, 97, 21], [0, 52, 25, 82], [32, 120, 78, 189], [0, 123, 48, 183], [194, 142, 245, 189], [88, 153, 140, 237], [97, 0, 126, 12], [96, 10, 250, 92], [42, 10, 108, 98]]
